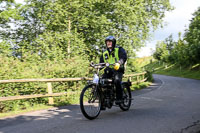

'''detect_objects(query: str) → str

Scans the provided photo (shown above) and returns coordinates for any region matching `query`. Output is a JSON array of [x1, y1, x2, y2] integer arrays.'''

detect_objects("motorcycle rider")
[[100, 36, 127, 109]]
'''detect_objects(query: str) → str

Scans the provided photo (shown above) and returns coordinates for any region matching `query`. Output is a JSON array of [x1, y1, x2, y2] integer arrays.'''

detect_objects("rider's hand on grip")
[[114, 63, 120, 70], [90, 61, 94, 67]]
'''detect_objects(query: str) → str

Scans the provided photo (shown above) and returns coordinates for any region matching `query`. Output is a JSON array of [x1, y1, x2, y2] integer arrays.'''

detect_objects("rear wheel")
[[119, 85, 132, 111], [80, 85, 101, 120]]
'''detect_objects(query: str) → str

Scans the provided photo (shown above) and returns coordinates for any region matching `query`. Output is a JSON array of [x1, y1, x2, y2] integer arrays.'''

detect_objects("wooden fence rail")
[[0, 72, 147, 104]]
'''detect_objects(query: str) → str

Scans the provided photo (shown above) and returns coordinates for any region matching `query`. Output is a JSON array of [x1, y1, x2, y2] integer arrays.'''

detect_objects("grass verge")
[[130, 82, 151, 91], [145, 61, 200, 80], [0, 104, 53, 118]]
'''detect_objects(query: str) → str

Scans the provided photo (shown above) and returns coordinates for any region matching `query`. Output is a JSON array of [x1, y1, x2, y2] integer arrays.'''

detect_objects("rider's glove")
[[114, 63, 120, 70]]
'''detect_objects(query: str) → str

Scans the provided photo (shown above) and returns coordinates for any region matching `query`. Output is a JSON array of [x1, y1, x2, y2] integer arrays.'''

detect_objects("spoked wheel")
[[80, 85, 101, 120], [119, 85, 132, 111]]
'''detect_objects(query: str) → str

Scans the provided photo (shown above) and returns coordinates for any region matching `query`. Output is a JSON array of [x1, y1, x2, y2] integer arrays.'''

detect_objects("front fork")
[[88, 84, 99, 103]]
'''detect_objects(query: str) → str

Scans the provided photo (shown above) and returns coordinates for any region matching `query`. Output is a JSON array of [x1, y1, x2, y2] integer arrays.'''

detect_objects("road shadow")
[[132, 77, 162, 96], [0, 104, 138, 133], [0, 105, 82, 129]]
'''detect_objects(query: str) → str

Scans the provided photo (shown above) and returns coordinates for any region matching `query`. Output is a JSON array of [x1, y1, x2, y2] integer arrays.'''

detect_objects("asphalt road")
[[0, 74, 200, 133]]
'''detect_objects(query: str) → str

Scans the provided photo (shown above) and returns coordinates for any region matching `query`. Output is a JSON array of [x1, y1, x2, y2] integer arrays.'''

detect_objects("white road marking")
[[155, 78, 165, 90], [140, 96, 163, 102]]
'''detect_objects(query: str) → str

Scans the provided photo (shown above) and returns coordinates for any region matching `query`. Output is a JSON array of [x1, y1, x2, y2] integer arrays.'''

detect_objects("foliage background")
[[0, 0, 173, 113]]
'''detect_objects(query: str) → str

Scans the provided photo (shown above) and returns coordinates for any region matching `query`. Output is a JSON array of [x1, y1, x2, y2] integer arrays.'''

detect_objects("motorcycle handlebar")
[[90, 62, 114, 69]]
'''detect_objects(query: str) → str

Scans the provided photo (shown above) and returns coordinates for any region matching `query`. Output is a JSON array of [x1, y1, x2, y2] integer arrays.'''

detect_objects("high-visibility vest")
[[103, 48, 119, 65]]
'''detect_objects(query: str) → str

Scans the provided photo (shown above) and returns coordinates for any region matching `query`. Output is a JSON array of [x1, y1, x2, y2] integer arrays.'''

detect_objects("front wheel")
[[80, 85, 101, 120], [119, 85, 132, 111]]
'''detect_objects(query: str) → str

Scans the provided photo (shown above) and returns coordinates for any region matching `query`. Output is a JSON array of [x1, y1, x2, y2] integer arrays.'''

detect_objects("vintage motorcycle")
[[80, 62, 132, 120]]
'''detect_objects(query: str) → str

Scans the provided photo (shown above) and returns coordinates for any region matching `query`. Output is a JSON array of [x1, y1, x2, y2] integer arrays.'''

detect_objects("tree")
[[153, 41, 169, 62], [0, 0, 173, 60], [184, 7, 200, 64], [0, 0, 22, 39]]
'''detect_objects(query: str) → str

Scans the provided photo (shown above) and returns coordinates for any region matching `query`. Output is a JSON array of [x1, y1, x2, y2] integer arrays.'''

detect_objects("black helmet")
[[105, 36, 116, 48]]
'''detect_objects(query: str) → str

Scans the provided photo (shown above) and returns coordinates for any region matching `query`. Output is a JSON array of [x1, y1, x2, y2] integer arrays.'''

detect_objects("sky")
[[15, 0, 23, 3], [136, 0, 200, 57]]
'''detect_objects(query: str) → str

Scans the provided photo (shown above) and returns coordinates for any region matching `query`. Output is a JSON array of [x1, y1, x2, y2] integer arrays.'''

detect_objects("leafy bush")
[[0, 55, 89, 113]]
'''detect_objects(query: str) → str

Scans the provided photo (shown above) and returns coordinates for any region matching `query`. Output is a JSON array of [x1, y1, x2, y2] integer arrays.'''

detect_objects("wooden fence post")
[[129, 77, 132, 82], [137, 76, 139, 84], [47, 82, 54, 105]]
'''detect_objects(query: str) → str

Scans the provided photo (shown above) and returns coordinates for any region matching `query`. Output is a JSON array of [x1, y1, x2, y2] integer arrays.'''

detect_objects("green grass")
[[130, 82, 151, 91], [0, 91, 82, 118], [145, 61, 200, 80], [0, 104, 53, 118]]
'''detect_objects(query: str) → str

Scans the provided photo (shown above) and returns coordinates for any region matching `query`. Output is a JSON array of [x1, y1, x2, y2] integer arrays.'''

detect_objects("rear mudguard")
[[121, 80, 132, 87]]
